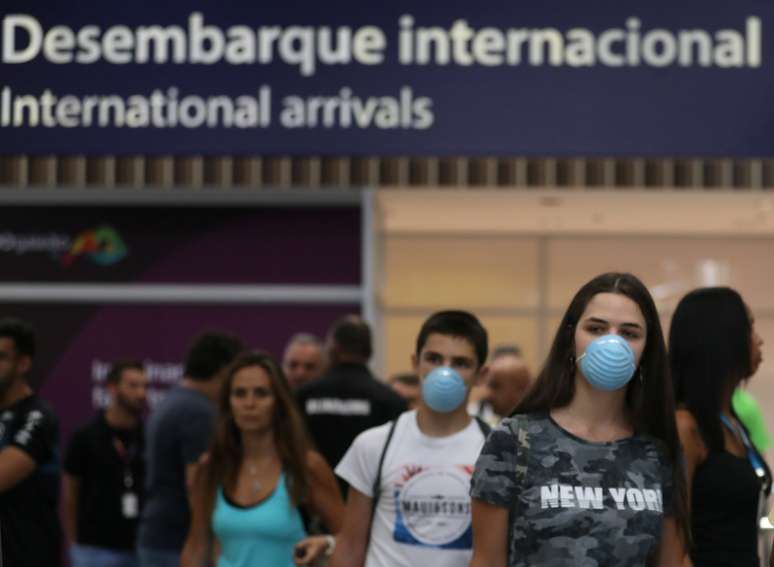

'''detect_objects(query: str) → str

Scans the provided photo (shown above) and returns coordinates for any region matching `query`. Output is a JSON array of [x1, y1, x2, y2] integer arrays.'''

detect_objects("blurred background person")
[[283, 333, 325, 390], [64, 360, 148, 567], [296, 316, 406, 484], [182, 351, 343, 567], [387, 372, 421, 409], [138, 331, 243, 567], [484, 345, 532, 420], [672, 287, 771, 567], [0, 317, 62, 567]]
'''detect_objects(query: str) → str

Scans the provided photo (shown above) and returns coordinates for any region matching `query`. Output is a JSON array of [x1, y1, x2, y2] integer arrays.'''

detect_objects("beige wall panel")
[[547, 238, 774, 312], [382, 236, 539, 309]]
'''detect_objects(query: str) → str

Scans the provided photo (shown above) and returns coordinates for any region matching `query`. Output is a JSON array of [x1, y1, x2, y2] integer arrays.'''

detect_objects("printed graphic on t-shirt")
[[470, 413, 673, 567], [393, 464, 473, 549], [539, 484, 663, 512]]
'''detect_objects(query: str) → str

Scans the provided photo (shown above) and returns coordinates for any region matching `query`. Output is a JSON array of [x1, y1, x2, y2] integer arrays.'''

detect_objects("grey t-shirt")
[[470, 412, 673, 567], [138, 386, 214, 551]]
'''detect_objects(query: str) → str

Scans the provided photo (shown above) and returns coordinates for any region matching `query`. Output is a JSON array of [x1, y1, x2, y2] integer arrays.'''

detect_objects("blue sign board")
[[0, 1, 772, 156]]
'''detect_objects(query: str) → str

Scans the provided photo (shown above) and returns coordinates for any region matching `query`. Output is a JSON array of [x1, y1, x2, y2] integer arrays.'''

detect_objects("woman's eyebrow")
[[583, 317, 643, 330]]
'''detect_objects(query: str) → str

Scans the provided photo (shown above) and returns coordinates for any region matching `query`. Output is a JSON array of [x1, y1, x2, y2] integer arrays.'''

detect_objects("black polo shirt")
[[0, 394, 61, 567], [64, 412, 144, 550], [296, 363, 407, 471]]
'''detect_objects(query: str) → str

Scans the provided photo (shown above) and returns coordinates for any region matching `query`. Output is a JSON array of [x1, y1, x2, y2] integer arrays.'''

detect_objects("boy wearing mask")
[[332, 311, 489, 567]]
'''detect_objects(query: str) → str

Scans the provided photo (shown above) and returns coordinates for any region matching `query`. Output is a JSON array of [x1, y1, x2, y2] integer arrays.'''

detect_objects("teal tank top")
[[212, 472, 307, 567]]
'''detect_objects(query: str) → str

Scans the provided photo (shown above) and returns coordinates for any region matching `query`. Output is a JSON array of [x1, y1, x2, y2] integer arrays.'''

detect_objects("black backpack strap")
[[474, 416, 492, 438], [369, 418, 399, 531]]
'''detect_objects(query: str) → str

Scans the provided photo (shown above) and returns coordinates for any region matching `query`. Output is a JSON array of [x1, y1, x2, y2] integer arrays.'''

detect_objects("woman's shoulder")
[[674, 409, 706, 449], [631, 432, 671, 462], [675, 407, 699, 431], [490, 412, 550, 444], [501, 411, 547, 427], [674, 408, 708, 463]]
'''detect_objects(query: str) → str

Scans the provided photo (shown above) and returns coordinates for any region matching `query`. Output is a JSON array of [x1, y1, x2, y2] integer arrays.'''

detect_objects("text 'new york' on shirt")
[[470, 412, 673, 567], [335, 410, 487, 567]]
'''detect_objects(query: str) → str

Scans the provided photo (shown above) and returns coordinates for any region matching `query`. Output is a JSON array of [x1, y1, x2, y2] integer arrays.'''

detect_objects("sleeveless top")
[[212, 472, 307, 567], [690, 424, 771, 567]]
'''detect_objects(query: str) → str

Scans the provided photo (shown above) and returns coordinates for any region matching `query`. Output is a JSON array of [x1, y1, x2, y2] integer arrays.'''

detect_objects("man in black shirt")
[[0, 317, 61, 567], [296, 316, 406, 479], [64, 360, 148, 567]]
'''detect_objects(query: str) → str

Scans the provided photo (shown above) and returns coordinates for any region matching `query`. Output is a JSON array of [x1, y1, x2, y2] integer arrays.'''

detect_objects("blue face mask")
[[577, 334, 636, 391], [422, 367, 467, 412]]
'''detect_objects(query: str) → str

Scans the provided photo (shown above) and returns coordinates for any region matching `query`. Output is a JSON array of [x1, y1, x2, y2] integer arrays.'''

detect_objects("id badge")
[[122, 492, 139, 519]]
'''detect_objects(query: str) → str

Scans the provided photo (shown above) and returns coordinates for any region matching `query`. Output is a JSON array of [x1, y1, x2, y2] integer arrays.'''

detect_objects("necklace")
[[247, 463, 262, 493]]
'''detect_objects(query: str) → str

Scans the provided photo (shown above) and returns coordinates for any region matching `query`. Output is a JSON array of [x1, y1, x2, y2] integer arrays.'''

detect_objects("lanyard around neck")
[[719, 413, 767, 482]]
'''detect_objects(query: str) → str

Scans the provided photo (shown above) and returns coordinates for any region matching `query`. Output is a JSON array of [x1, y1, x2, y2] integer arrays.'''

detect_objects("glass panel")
[[382, 236, 539, 309]]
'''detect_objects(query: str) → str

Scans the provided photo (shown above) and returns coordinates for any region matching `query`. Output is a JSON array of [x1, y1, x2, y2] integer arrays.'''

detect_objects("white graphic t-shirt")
[[335, 410, 487, 567]]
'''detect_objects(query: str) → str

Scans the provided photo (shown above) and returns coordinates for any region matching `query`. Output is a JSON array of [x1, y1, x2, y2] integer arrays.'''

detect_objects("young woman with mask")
[[181, 351, 344, 567], [671, 287, 770, 567], [470, 272, 689, 567]]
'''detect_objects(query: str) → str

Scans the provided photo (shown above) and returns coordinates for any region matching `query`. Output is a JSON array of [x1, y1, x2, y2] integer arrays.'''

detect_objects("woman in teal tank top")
[[181, 351, 344, 567]]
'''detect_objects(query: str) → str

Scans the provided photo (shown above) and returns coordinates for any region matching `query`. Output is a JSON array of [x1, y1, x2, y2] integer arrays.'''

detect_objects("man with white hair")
[[282, 333, 325, 389]]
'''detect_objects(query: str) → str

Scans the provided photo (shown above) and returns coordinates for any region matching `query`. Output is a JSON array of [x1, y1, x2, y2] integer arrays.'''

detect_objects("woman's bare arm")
[[469, 498, 509, 567], [181, 458, 214, 567], [306, 450, 345, 532]]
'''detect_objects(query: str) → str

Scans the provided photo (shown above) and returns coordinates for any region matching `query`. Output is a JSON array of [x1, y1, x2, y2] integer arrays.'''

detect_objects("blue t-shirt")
[[138, 386, 214, 551], [213, 473, 306, 567]]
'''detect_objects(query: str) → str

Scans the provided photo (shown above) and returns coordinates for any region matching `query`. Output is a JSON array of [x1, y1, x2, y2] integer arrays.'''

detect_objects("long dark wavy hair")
[[670, 287, 752, 453], [513, 272, 689, 543], [201, 351, 313, 522]]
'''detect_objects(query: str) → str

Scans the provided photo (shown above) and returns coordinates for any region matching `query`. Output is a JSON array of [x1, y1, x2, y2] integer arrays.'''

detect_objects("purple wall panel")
[[2, 302, 360, 448], [0, 206, 361, 284], [0, 204, 363, 447]]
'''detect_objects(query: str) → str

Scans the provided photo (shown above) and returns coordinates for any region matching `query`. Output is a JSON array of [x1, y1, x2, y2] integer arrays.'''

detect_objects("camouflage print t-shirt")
[[470, 412, 673, 567]]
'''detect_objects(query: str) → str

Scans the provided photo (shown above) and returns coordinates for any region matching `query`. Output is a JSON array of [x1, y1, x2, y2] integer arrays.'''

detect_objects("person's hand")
[[294, 535, 334, 565]]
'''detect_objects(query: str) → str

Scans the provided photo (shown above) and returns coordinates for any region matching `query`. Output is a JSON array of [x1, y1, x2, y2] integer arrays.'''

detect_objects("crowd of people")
[[0, 271, 772, 566]]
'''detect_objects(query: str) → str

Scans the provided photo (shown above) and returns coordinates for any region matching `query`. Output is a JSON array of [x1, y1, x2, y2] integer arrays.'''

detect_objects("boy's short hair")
[[415, 311, 488, 369]]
